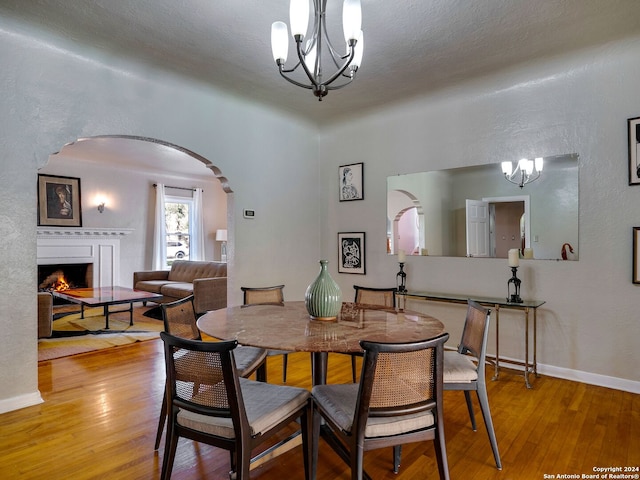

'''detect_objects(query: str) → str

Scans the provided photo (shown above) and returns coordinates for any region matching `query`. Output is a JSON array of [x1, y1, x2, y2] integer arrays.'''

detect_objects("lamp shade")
[[290, 0, 309, 37], [342, 0, 362, 42], [271, 21, 289, 62], [215, 229, 227, 242], [535, 157, 544, 172]]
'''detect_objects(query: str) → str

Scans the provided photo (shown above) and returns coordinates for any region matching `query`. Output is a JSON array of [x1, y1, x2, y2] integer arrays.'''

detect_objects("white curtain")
[[152, 184, 167, 270], [190, 188, 205, 261]]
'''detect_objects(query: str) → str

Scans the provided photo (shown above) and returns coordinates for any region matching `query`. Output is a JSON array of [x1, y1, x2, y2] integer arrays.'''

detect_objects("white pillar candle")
[[508, 249, 520, 267], [523, 248, 534, 259], [398, 249, 406, 263]]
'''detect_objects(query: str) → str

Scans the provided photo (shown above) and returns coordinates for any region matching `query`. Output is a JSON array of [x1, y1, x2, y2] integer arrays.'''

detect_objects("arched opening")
[[37, 134, 231, 279]]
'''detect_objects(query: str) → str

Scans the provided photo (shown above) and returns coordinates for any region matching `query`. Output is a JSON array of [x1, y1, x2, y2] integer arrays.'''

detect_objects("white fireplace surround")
[[37, 228, 133, 287]]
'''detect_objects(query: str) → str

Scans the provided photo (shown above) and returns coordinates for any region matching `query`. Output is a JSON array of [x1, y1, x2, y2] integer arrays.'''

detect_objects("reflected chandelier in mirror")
[[387, 154, 579, 261]]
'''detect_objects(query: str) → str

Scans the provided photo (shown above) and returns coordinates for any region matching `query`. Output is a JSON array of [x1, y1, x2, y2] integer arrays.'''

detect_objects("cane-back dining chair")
[[241, 285, 291, 383], [154, 295, 268, 450], [348, 285, 398, 382], [312, 333, 451, 480], [443, 300, 501, 469], [392, 300, 501, 473], [159, 332, 312, 480]]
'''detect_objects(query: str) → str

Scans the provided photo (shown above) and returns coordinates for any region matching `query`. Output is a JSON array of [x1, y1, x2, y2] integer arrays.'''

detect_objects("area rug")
[[38, 306, 164, 362]]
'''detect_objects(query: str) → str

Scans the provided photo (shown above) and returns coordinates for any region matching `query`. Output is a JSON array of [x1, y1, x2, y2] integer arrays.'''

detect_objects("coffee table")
[[52, 286, 163, 329]]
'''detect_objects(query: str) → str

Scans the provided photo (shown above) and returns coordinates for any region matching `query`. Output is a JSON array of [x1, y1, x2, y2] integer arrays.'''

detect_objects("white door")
[[466, 199, 490, 257]]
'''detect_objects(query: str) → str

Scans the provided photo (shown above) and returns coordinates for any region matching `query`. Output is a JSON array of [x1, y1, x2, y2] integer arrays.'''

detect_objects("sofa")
[[38, 291, 53, 338], [133, 260, 227, 314]]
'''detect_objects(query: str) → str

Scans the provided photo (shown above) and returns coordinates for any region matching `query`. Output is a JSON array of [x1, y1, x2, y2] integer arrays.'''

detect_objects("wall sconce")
[[95, 194, 108, 213], [216, 229, 228, 262]]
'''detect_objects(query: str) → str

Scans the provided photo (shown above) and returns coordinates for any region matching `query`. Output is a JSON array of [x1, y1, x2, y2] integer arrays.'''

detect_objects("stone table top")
[[197, 301, 446, 354]]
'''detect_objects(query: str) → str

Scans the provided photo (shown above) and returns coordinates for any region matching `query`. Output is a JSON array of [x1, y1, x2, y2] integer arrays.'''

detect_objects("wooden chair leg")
[[351, 355, 357, 383], [393, 445, 402, 473], [154, 385, 167, 450], [283, 353, 289, 383], [464, 390, 477, 431], [476, 387, 502, 469], [256, 362, 267, 383]]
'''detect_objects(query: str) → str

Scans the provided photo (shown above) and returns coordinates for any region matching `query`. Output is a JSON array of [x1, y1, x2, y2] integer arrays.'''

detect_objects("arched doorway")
[[38, 134, 231, 278]]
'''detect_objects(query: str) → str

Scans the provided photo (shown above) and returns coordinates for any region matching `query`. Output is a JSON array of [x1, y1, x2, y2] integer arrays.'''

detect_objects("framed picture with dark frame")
[[634, 227, 640, 284], [338, 232, 366, 274], [38, 174, 83, 227], [339, 162, 364, 201], [628, 116, 640, 185]]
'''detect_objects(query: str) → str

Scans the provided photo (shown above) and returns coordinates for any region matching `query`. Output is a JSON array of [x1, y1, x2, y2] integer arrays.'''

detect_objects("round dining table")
[[197, 301, 446, 386]]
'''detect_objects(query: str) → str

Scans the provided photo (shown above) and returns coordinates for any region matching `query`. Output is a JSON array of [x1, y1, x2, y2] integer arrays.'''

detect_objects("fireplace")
[[38, 263, 93, 292], [37, 227, 132, 289]]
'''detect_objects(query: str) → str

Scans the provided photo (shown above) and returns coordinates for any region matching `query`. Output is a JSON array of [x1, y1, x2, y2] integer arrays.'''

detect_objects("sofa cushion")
[[160, 282, 196, 299], [168, 260, 226, 283], [134, 280, 172, 294]]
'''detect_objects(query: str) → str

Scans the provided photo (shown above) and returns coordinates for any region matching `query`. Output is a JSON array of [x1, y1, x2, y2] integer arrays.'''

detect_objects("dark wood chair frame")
[[241, 285, 290, 383], [160, 332, 312, 480], [348, 285, 398, 382], [393, 300, 502, 473], [154, 295, 267, 450], [312, 334, 450, 480]]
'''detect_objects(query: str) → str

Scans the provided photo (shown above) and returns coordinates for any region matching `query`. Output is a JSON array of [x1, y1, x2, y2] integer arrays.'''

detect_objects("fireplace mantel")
[[37, 228, 133, 287], [37, 227, 133, 237]]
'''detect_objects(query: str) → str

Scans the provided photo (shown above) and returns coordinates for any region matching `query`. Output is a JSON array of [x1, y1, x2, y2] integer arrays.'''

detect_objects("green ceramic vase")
[[305, 260, 342, 320]]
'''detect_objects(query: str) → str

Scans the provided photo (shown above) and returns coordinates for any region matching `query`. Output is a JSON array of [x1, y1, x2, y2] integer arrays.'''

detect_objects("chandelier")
[[501, 158, 544, 188], [270, 0, 363, 101]]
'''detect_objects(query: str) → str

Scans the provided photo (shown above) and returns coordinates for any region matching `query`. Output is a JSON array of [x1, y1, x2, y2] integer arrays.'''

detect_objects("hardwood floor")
[[1, 339, 637, 479]]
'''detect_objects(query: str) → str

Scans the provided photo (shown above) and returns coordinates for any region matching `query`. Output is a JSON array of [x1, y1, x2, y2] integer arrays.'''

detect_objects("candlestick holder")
[[507, 266, 523, 303], [396, 262, 407, 294]]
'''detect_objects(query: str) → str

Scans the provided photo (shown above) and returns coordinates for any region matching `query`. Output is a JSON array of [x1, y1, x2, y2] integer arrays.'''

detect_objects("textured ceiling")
[[4, 0, 640, 174], [3, 0, 640, 126]]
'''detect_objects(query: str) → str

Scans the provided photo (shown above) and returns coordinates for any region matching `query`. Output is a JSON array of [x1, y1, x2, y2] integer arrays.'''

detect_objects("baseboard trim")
[[0, 391, 44, 414], [538, 364, 640, 394]]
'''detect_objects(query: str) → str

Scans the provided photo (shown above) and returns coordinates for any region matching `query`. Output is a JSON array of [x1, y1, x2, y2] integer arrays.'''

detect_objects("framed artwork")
[[628, 116, 640, 185], [339, 162, 364, 201], [338, 232, 366, 274], [38, 174, 83, 227], [634, 227, 640, 284]]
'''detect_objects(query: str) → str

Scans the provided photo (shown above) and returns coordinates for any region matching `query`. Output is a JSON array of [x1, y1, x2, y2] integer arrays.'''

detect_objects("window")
[[164, 196, 193, 267]]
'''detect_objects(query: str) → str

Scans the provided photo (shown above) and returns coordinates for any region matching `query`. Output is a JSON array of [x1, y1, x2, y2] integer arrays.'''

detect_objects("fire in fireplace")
[[38, 263, 93, 292]]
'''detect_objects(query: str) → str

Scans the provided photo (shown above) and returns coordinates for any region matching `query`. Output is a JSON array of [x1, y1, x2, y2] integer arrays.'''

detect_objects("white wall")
[[320, 38, 640, 392], [0, 18, 320, 412]]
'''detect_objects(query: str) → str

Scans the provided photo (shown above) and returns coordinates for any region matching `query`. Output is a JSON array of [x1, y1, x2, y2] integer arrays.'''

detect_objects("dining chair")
[[392, 300, 502, 473], [311, 333, 450, 480], [154, 295, 268, 450], [347, 285, 398, 382], [241, 285, 291, 383], [159, 332, 312, 480]]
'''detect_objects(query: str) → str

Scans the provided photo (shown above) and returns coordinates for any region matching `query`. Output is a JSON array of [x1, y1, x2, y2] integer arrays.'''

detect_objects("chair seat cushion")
[[234, 346, 268, 377], [177, 378, 309, 439], [443, 351, 478, 383], [312, 384, 434, 438]]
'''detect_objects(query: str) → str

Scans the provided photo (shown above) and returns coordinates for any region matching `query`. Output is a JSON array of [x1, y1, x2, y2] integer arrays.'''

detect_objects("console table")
[[399, 291, 545, 388]]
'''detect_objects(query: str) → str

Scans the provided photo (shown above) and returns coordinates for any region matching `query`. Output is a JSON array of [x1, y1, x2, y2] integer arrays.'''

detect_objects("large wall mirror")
[[387, 153, 579, 261]]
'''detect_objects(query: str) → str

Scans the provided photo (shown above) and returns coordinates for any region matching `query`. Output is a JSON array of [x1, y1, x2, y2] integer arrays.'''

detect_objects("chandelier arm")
[[320, 46, 356, 87], [278, 68, 315, 90], [295, 37, 321, 87]]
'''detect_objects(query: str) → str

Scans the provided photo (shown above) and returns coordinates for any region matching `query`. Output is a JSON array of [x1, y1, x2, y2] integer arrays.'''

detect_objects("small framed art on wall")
[[338, 232, 365, 274]]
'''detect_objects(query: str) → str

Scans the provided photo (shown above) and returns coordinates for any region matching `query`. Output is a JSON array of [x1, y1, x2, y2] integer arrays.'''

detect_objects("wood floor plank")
[[0, 338, 637, 479]]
